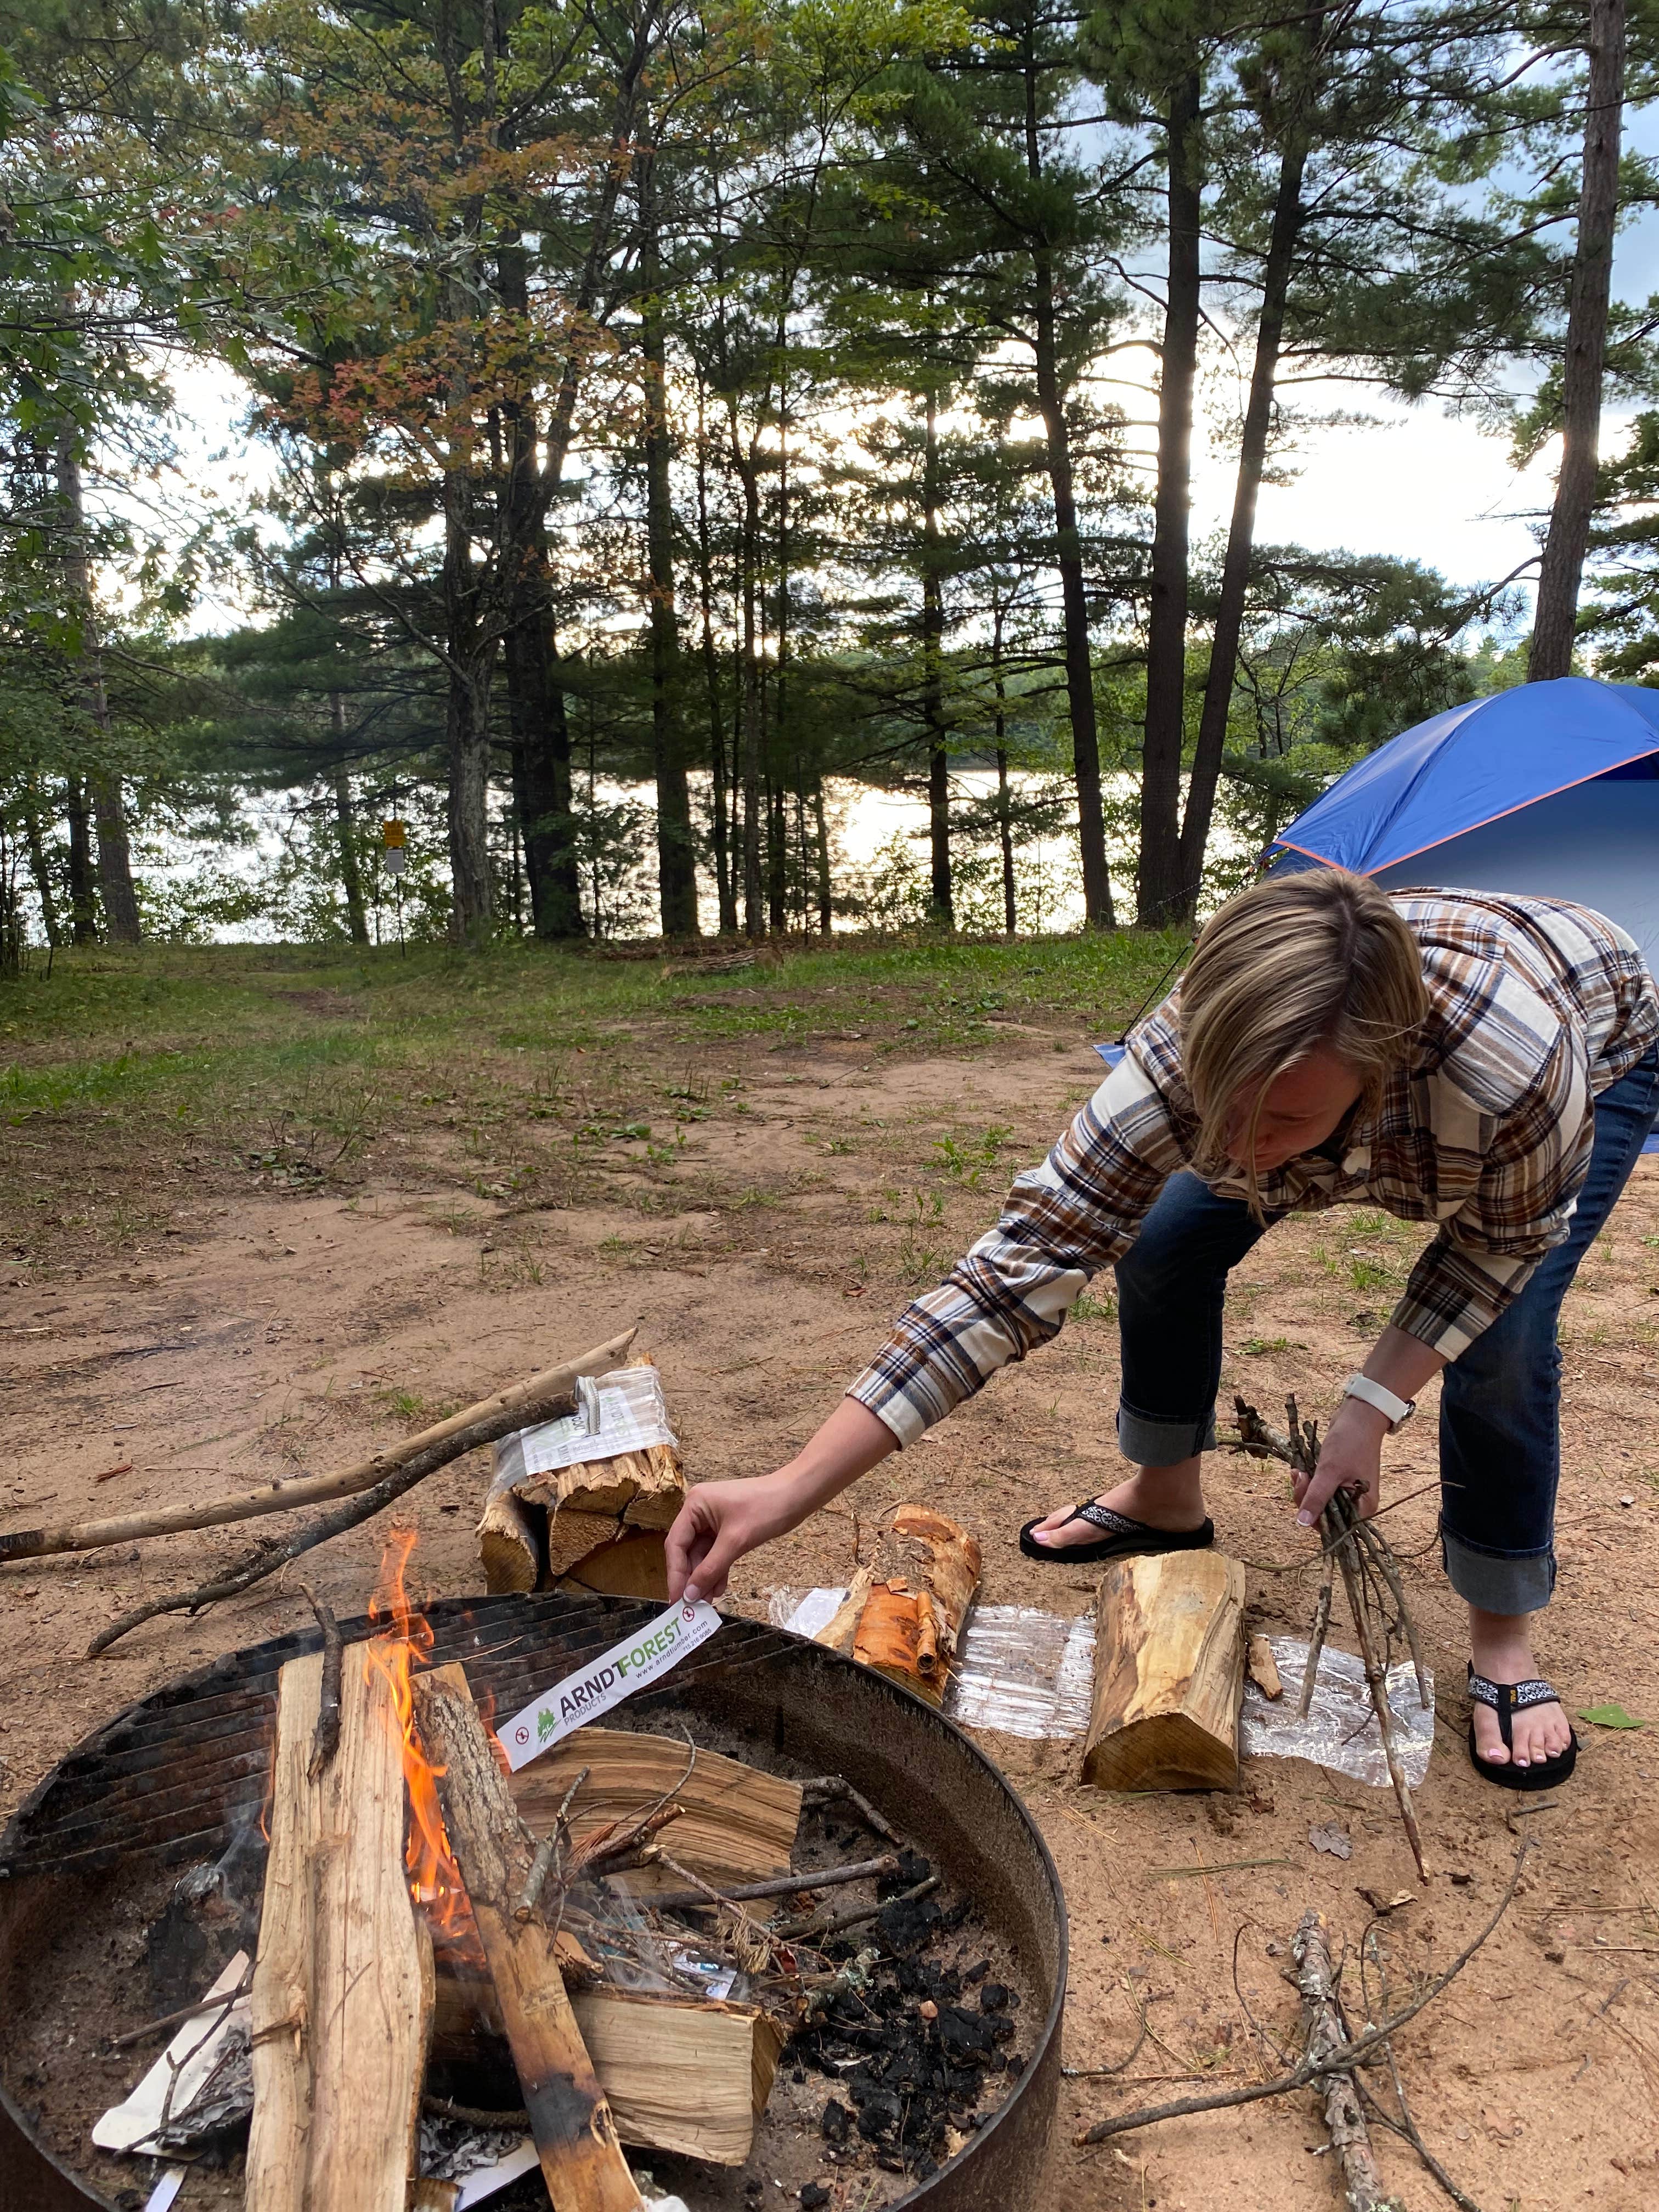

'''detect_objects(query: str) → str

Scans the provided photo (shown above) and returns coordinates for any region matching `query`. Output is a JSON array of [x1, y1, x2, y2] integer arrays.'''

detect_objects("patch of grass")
[[1240, 1336, 1291, 1356], [1072, 1290, 1118, 1322]]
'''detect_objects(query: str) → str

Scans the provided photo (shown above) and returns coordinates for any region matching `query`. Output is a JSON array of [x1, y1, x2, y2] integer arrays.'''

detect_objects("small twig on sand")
[[1074, 1842, 1531, 2146], [87, 1382, 583, 1656], [298, 1582, 343, 1782], [1295, 1909, 1398, 2211]]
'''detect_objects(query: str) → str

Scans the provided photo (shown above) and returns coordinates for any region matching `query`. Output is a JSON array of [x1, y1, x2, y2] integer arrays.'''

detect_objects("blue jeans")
[[1111, 1048, 1659, 1616]]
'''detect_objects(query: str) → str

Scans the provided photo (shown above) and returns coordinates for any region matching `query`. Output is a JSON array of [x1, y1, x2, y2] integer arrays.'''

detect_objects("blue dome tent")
[[1099, 677, 1659, 1148], [1268, 675, 1659, 964]]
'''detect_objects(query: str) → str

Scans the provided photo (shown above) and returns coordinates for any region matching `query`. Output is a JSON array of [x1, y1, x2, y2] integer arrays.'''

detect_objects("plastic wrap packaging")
[[1240, 1635, 1435, 1790], [487, 1364, 676, 1506], [769, 1588, 1096, 1741]]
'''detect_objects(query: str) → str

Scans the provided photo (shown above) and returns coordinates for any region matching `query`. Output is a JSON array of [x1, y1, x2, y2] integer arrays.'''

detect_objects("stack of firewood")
[[246, 1643, 819, 2210]]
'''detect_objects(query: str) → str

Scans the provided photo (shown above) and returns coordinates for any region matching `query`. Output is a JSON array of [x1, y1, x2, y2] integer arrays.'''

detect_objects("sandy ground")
[[3, 1003, 1657, 2210]]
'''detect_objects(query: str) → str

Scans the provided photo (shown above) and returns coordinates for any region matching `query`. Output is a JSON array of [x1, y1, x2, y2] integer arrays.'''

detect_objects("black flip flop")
[[1466, 1664, 1578, 1792], [1017, 1500, 1215, 1566]]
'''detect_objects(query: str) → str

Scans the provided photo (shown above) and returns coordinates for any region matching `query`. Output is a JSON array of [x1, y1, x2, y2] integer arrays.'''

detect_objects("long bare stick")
[[87, 1382, 583, 1657], [1329, 1490, 1427, 1884], [1075, 1842, 1530, 2146], [1295, 1909, 1397, 2211], [1, 1328, 636, 1563]]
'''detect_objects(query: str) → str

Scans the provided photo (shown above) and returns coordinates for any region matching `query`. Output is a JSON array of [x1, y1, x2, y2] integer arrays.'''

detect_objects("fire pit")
[[0, 1592, 1067, 2211]]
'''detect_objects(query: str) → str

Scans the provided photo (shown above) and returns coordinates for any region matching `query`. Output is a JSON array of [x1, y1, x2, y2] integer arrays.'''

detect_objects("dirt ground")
[[3, 952, 1657, 2209]]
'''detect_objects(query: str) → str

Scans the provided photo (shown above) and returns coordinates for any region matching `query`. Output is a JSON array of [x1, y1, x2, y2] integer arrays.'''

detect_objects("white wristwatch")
[[1342, 1373, 1415, 1432]]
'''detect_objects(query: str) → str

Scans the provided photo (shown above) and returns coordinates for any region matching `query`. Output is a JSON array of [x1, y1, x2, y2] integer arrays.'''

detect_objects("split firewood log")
[[842, 1507, 981, 1708], [510, 1726, 803, 1895], [1083, 1550, 1247, 1791], [247, 1645, 433, 2212]]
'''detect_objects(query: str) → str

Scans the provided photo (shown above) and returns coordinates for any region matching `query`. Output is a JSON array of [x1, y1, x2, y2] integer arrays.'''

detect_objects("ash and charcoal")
[[793, 1853, 1022, 2187]]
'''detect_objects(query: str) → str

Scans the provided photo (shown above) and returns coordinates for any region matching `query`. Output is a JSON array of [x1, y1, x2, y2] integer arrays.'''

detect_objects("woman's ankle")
[[1101, 1460, 1207, 1529]]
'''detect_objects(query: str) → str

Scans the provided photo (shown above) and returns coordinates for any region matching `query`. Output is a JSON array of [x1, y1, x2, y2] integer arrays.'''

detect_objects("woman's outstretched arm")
[[664, 1398, 898, 1601]]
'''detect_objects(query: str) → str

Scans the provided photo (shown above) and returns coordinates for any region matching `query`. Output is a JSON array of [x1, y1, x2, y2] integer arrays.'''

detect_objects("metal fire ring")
[[0, 1591, 1069, 2211]]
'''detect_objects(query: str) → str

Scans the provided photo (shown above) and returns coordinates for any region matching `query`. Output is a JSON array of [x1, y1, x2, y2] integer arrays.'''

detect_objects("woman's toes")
[[1472, 1713, 1509, 1763]]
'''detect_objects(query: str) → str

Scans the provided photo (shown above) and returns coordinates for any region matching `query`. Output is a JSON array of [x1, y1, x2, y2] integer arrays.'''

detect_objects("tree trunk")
[[923, 385, 951, 926], [993, 606, 1015, 934], [696, 381, 737, 932], [330, 747, 370, 946], [445, 656, 494, 943], [498, 243, 582, 941], [812, 777, 833, 935], [64, 776, 96, 943], [639, 132, 697, 936], [89, 775, 142, 944], [54, 433, 141, 944], [23, 806, 61, 947], [1024, 29, 1112, 928], [734, 421, 764, 938], [1176, 129, 1309, 917], [1137, 71, 1204, 930], [1530, 0, 1627, 681]]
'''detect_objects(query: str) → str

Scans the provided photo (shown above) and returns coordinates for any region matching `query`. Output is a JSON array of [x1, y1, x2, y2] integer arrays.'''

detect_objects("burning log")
[[1082, 1550, 1247, 1792], [839, 1507, 981, 1708], [246, 1641, 434, 2212], [412, 1660, 645, 2212], [511, 1727, 803, 1895], [2, 1327, 635, 1564]]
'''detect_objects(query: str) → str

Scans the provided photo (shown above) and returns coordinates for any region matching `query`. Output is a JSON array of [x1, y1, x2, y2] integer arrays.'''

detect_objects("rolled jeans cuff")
[[1117, 1399, 1216, 1468], [1440, 1523, 1556, 1614]]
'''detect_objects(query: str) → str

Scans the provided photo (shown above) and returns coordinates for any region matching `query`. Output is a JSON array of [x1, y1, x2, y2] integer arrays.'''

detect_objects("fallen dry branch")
[[1075, 1841, 1530, 2146], [1, 1327, 635, 1564], [87, 1382, 585, 1657], [1295, 1909, 1396, 2211]]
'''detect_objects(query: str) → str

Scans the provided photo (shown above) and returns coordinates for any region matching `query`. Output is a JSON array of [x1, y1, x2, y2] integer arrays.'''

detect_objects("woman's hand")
[[664, 1470, 815, 1601], [1294, 1396, 1389, 1526]]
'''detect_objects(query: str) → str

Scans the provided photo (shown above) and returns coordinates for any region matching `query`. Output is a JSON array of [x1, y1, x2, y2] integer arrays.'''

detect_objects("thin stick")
[[638, 1853, 900, 1912], [775, 1874, 939, 1942], [423, 2095, 534, 2131], [1329, 1489, 1427, 1883], [1294, 1909, 1394, 2211], [800, 1774, 901, 1847], [87, 1382, 584, 1657], [1366, 2050, 1487, 2212], [2, 1329, 636, 1563], [1353, 1517, 1432, 1711], [298, 1582, 343, 1783], [515, 1836, 560, 1923], [1300, 1554, 1335, 1719], [1075, 1841, 1530, 2145], [103, 1972, 252, 2053]]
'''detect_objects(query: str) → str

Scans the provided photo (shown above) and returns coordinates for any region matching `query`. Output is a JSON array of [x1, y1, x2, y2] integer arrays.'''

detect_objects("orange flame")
[[366, 1526, 470, 1939]]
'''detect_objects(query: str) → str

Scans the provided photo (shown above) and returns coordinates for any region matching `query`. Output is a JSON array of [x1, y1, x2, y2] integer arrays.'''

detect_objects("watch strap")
[[1343, 1372, 1414, 1432]]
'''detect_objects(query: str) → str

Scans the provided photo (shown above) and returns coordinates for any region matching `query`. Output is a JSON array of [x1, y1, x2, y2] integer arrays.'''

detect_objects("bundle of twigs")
[[1221, 1393, 1429, 1883]]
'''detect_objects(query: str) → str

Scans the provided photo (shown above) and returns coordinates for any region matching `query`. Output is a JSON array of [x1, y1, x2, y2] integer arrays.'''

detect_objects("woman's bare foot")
[[1468, 1608, 1575, 1769], [1027, 1457, 1207, 1550]]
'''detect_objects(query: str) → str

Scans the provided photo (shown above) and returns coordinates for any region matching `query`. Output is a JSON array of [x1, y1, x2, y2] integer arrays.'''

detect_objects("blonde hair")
[[1177, 869, 1427, 1215]]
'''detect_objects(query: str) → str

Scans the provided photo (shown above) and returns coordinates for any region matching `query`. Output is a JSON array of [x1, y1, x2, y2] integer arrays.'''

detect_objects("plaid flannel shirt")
[[850, 890, 1659, 1446]]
